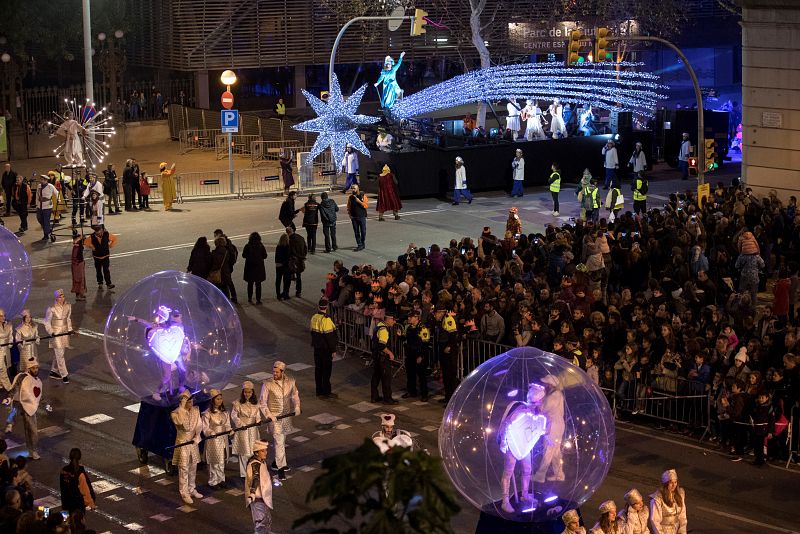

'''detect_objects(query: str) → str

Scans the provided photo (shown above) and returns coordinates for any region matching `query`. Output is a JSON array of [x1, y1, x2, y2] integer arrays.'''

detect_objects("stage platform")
[[358, 133, 654, 199]]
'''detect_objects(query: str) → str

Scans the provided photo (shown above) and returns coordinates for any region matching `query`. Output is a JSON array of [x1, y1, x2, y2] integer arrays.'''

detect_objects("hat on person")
[[509, 207, 518, 214], [155, 305, 172, 323], [624, 489, 643, 505], [273, 361, 286, 371], [252, 440, 269, 452], [541, 374, 562, 389], [661, 469, 678, 484], [380, 413, 396, 427], [318, 298, 329, 311], [561, 509, 579, 525], [599, 500, 616, 514], [54, 289, 65, 299], [242, 381, 254, 390], [482, 226, 492, 235], [178, 390, 192, 402], [380, 164, 391, 176], [209, 389, 221, 399], [159, 162, 168, 170], [735, 347, 748, 363], [27, 355, 39, 368], [21, 309, 31, 318], [455, 156, 464, 163]]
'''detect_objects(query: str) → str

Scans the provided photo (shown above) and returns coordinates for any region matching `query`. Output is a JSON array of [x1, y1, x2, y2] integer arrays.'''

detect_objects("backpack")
[[226, 240, 239, 266]]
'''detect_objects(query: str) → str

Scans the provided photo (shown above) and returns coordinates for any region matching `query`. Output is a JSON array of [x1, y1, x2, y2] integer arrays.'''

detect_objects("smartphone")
[[632, 231, 640, 236], [460, 247, 466, 254], [620, 232, 627, 237], [61, 511, 69, 520], [38, 506, 49, 518], [512, 250, 517, 257]]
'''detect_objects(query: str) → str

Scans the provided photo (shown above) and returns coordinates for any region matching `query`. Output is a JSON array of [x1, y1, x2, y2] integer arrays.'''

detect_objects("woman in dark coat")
[[187, 236, 213, 279], [275, 233, 291, 300], [242, 232, 268, 304], [59, 448, 96, 514], [210, 236, 232, 298], [279, 150, 295, 196]]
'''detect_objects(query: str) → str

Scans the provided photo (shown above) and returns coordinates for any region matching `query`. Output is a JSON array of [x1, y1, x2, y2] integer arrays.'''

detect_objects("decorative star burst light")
[[389, 62, 668, 120], [48, 98, 116, 169], [293, 74, 379, 164]]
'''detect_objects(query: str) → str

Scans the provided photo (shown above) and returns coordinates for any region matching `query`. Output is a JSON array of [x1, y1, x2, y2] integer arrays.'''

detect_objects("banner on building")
[[508, 20, 640, 55]]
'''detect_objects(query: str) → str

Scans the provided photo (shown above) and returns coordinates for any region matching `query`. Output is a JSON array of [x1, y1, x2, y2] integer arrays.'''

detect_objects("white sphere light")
[[98, 32, 107, 41], [220, 69, 237, 86], [1, 53, 10, 64]]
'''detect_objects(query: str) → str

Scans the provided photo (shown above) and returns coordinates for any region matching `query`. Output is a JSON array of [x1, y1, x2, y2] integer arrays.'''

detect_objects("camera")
[[38, 506, 49, 518]]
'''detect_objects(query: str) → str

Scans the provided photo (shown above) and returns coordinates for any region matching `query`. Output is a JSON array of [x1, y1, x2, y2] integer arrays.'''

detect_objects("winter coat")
[[319, 198, 339, 225], [187, 245, 213, 279], [242, 242, 268, 283], [210, 245, 232, 283]]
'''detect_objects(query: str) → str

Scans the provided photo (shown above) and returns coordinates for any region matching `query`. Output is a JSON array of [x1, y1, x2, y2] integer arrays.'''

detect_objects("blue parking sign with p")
[[221, 109, 239, 133]]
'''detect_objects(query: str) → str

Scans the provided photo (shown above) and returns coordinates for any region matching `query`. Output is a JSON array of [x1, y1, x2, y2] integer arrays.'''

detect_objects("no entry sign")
[[221, 91, 234, 110]]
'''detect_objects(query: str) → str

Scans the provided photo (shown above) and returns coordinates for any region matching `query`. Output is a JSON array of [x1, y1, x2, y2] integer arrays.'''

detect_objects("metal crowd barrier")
[[179, 128, 223, 154], [215, 134, 261, 160], [614, 376, 711, 433], [250, 140, 302, 167], [788, 404, 799, 468]]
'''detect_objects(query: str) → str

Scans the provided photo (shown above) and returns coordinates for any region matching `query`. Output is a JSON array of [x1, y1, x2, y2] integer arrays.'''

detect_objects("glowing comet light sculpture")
[[390, 62, 667, 121], [293, 74, 379, 164], [48, 98, 117, 169]]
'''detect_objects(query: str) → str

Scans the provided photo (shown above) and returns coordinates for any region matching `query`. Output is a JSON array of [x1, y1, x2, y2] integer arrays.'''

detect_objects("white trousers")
[[178, 463, 197, 497], [208, 461, 225, 486], [273, 431, 287, 468], [238, 454, 249, 478], [51, 348, 68, 377]]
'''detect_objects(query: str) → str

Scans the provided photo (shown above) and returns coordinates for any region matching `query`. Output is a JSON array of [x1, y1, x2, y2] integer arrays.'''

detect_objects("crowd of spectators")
[[323, 181, 800, 465]]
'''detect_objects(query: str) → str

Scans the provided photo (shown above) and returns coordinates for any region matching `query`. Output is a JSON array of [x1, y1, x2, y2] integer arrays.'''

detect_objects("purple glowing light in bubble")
[[544, 495, 559, 503], [147, 324, 188, 365]]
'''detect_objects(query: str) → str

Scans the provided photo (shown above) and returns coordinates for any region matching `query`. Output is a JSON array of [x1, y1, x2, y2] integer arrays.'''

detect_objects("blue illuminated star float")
[[293, 74, 379, 164]]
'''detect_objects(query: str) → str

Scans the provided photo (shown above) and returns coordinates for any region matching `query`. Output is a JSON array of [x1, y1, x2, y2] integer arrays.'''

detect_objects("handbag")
[[208, 250, 227, 284]]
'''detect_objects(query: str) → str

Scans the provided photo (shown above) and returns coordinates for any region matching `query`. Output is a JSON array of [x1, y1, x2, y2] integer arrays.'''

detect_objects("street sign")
[[81, 105, 96, 123], [221, 91, 234, 110], [319, 170, 337, 176], [261, 175, 279, 181], [201, 180, 220, 185], [221, 110, 239, 133]]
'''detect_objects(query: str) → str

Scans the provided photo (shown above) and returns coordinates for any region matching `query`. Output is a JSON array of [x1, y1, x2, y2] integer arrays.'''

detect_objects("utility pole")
[[608, 35, 706, 184], [82, 0, 94, 105]]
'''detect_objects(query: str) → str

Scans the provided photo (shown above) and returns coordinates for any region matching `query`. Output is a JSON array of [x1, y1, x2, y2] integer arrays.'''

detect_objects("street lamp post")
[[220, 70, 237, 194]]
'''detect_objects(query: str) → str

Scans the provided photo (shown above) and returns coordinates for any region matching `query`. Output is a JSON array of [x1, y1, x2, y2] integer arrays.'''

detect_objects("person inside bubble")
[[533, 374, 566, 484], [497, 382, 548, 513], [128, 305, 191, 401]]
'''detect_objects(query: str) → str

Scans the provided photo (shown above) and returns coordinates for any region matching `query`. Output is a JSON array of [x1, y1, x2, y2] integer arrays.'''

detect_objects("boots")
[[501, 474, 514, 513], [393, 211, 400, 220]]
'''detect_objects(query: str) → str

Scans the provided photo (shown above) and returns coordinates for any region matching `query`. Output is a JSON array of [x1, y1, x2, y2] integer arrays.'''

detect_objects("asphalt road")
[[7, 169, 799, 534]]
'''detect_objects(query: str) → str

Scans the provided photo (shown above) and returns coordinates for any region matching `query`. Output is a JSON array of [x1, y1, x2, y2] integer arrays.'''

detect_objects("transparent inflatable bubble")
[[104, 270, 243, 406], [439, 347, 614, 521], [0, 225, 32, 320]]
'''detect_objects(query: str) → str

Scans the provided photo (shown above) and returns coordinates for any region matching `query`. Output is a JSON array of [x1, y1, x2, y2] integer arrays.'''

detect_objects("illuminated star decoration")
[[48, 98, 116, 169], [293, 74, 379, 164], [389, 62, 667, 121]]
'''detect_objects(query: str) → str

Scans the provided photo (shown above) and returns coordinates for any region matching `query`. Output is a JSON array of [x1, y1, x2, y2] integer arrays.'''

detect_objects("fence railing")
[[250, 140, 302, 167], [214, 134, 261, 159], [179, 128, 224, 154]]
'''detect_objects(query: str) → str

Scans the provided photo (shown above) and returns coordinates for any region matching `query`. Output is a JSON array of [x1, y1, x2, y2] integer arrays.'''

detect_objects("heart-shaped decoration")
[[148, 325, 186, 365], [33, 386, 41, 398], [506, 411, 547, 461]]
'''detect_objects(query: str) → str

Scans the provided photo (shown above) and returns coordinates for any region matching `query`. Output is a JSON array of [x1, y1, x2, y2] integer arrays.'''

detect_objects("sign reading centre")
[[221, 110, 239, 133], [508, 19, 640, 54]]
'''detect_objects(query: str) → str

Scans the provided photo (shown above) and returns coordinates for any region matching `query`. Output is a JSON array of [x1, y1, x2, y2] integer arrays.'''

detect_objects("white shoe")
[[546, 473, 565, 482], [190, 490, 203, 499], [181, 494, 193, 505], [553, 211, 559, 216], [30, 451, 41, 460], [501, 499, 515, 513], [4, 424, 12, 433]]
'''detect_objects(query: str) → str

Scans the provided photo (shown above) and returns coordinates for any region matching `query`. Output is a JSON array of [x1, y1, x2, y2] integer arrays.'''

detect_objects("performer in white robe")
[[533, 374, 566, 483], [619, 489, 650, 534], [170, 390, 204, 504], [259, 360, 301, 481], [506, 101, 521, 140], [245, 440, 273, 534], [44, 289, 73, 382], [4, 355, 43, 460], [202, 389, 231, 488], [15, 311, 40, 373], [231, 380, 262, 478], [0, 309, 13, 391], [522, 100, 547, 141], [372, 413, 413, 453], [649, 469, 687, 534], [53, 112, 86, 167], [549, 98, 568, 139]]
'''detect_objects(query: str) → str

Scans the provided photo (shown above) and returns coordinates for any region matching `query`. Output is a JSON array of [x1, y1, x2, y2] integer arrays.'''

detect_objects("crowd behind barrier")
[[318, 177, 800, 469]]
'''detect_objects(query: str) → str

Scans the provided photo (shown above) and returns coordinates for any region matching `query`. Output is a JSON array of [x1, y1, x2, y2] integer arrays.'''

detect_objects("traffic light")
[[566, 29, 585, 66], [688, 156, 698, 176], [411, 8, 428, 36], [704, 139, 718, 171], [595, 27, 610, 62]]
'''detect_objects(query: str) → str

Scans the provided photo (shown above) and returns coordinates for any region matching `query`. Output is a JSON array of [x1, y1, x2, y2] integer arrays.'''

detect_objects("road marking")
[[31, 207, 446, 270], [617, 425, 799, 474], [695, 506, 800, 534]]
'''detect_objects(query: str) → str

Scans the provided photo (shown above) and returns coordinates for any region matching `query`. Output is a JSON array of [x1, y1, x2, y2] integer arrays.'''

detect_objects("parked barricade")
[[250, 140, 302, 167], [173, 171, 233, 198], [215, 134, 261, 160], [788, 404, 799, 468], [238, 168, 289, 198], [615, 375, 711, 431], [179, 128, 222, 154]]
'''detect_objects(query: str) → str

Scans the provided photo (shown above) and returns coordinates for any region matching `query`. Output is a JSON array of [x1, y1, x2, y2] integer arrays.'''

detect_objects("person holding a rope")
[[231, 381, 261, 478], [259, 361, 301, 481], [170, 390, 204, 505], [44, 289, 75, 383], [245, 440, 273, 534], [0, 309, 12, 392], [15, 311, 39, 373], [202, 389, 232, 489], [4, 355, 44, 460]]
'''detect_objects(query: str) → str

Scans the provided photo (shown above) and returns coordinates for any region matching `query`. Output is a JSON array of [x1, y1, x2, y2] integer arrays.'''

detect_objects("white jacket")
[[9, 372, 42, 416], [342, 151, 359, 174], [629, 150, 647, 172], [512, 157, 525, 181], [245, 456, 273, 509], [454, 166, 468, 189], [602, 146, 619, 169]]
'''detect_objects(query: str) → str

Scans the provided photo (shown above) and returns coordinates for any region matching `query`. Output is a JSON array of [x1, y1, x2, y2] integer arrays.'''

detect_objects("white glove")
[[294, 406, 301, 416]]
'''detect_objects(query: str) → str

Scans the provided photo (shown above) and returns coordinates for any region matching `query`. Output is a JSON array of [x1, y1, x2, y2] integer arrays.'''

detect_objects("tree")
[[293, 439, 460, 534]]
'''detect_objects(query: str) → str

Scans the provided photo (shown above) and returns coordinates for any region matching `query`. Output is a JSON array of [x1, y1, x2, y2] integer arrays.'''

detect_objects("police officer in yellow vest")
[[632, 170, 648, 215], [439, 307, 460, 403], [583, 179, 600, 223], [604, 183, 624, 222], [310, 298, 338, 398], [401, 310, 431, 401], [548, 162, 561, 217], [275, 98, 286, 119], [371, 310, 398, 405]]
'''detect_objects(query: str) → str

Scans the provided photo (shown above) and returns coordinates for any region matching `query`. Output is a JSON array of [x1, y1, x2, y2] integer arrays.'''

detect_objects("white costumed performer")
[[44, 289, 73, 382], [202, 389, 232, 488], [506, 101, 521, 140], [372, 413, 413, 453], [549, 98, 567, 139], [649, 469, 687, 534], [4, 355, 44, 460], [171, 390, 204, 504], [231, 380, 262, 478], [259, 360, 301, 481], [53, 111, 86, 167], [245, 440, 273, 534], [533, 374, 566, 483]]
